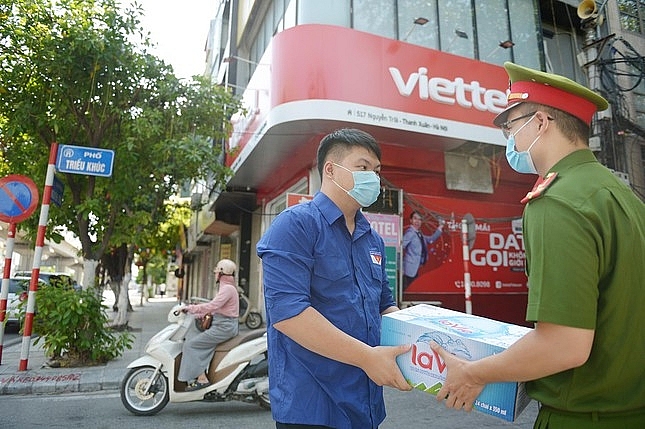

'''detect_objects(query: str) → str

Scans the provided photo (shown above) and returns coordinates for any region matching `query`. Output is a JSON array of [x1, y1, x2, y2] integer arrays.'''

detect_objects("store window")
[[284, 0, 296, 30], [265, 178, 309, 225], [508, 0, 540, 70], [438, 0, 474, 57], [353, 0, 396, 38], [476, 0, 513, 65], [618, 0, 645, 34], [297, 0, 350, 27], [397, 0, 439, 48], [543, 27, 583, 83]]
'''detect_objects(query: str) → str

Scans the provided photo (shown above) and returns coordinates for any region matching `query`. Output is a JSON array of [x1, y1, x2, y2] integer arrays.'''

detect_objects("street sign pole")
[[461, 218, 473, 315], [0, 222, 17, 363], [0, 172, 40, 364], [19, 142, 58, 371]]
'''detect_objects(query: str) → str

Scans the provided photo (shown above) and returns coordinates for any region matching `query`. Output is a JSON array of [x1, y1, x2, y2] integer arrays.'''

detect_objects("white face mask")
[[332, 163, 381, 207]]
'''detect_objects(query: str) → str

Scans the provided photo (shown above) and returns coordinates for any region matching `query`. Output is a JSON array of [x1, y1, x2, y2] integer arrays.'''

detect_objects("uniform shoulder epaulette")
[[521, 172, 558, 204]]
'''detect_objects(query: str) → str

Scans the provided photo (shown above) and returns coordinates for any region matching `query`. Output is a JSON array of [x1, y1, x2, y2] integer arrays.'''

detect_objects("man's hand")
[[362, 344, 413, 391], [430, 341, 485, 412]]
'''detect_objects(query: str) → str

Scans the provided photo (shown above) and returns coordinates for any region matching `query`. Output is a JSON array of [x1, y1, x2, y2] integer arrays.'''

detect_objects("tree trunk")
[[102, 244, 133, 328], [82, 259, 99, 290], [113, 272, 130, 327]]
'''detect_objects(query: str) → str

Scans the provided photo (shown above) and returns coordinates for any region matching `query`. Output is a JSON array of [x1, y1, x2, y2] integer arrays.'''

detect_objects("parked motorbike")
[[237, 286, 264, 329], [190, 286, 263, 329], [120, 304, 270, 416]]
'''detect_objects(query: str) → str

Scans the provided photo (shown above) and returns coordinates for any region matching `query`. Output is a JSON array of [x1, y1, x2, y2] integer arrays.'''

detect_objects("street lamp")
[[403, 17, 429, 41], [486, 39, 515, 59], [454, 29, 468, 39], [445, 28, 469, 52]]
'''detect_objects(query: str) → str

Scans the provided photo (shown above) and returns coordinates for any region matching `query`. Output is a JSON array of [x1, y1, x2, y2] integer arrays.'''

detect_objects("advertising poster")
[[401, 194, 529, 325]]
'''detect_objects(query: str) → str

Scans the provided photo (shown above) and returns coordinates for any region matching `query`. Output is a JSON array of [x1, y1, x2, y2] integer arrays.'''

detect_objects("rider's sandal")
[[186, 380, 211, 391]]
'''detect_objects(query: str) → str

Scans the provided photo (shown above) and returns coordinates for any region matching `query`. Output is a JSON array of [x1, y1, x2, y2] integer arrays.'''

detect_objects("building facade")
[[180, 0, 645, 326]]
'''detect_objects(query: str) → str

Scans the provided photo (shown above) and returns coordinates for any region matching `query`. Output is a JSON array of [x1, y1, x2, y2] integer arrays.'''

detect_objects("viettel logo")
[[388, 66, 507, 114]]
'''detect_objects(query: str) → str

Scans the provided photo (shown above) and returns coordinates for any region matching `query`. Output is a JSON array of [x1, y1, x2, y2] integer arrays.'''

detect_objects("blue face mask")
[[505, 114, 540, 175], [332, 163, 381, 207]]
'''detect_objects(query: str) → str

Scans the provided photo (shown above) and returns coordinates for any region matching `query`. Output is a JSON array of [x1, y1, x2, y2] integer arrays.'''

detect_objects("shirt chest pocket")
[[370, 263, 383, 283], [313, 255, 351, 281]]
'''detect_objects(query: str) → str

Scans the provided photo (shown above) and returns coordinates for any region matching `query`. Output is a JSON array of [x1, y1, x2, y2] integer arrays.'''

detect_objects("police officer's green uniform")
[[522, 149, 645, 428], [495, 62, 645, 428]]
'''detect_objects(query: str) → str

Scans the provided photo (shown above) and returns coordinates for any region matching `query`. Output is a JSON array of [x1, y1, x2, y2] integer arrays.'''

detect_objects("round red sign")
[[0, 174, 40, 223]]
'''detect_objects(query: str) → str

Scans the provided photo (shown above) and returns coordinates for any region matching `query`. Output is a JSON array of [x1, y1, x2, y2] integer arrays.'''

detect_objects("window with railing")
[[618, 0, 645, 34]]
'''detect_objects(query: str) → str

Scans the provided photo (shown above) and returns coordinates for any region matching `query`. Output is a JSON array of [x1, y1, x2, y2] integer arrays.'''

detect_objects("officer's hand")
[[430, 341, 484, 412]]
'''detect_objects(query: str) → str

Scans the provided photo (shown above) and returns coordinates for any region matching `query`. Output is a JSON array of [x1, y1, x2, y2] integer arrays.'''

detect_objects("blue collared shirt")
[[256, 192, 396, 428]]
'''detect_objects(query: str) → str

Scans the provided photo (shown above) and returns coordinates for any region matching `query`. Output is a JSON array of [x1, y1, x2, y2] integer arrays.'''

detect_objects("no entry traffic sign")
[[0, 174, 39, 223]]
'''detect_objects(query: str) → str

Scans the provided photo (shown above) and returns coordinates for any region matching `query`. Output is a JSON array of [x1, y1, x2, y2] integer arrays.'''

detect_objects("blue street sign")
[[51, 175, 64, 207], [56, 144, 115, 177]]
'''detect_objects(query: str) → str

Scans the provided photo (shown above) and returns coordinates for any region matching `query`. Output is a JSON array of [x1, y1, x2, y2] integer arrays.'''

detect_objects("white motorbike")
[[120, 304, 270, 416]]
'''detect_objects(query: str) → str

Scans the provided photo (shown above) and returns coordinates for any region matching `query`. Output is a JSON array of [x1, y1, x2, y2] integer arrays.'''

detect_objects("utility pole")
[[576, 1, 612, 154]]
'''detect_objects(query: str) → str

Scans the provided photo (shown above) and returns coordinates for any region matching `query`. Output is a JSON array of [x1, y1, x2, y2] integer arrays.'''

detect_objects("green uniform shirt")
[[524, 149, 645, 413]]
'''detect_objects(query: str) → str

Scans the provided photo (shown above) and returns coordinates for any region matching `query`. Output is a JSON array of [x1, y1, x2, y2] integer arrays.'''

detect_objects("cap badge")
[[508, 92, 529, 102]]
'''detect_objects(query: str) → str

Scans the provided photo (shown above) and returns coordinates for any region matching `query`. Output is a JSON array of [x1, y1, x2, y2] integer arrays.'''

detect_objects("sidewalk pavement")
[[0, 291, 177, 396]]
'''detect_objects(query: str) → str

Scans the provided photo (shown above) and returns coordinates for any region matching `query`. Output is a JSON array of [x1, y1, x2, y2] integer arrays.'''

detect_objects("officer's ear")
[[535, 110, 554, 132]]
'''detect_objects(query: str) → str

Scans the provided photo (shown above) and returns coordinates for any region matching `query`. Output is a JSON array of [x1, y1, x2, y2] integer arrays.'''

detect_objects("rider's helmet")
[[214, 259, 236, 277]]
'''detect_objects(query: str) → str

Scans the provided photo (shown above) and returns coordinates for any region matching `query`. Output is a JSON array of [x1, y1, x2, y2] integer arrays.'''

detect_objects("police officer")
[[431, 62, 645, 428]]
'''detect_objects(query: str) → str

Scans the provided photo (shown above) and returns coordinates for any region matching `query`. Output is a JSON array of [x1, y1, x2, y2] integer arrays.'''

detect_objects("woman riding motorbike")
[[178, 258, 240, 391]]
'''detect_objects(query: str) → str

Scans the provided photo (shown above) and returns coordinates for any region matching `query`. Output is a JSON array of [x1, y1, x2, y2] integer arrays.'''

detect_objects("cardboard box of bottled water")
[[381, 304, 533, 422]]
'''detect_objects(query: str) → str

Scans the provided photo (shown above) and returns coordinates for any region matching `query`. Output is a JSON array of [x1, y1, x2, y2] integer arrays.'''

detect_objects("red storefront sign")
[[228, 24, 510, 170]]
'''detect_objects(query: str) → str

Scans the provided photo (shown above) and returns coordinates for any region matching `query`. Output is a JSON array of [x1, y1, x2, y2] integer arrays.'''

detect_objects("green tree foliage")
[[28, 285, 133, 366], [0, 0, 241, 268], [135, 203, 191, 284]]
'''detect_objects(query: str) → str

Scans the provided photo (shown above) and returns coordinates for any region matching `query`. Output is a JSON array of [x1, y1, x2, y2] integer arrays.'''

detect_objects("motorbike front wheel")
[[259, 391, 271, 410], [120, 366, 170, 416], [245, 311, 263, 329]]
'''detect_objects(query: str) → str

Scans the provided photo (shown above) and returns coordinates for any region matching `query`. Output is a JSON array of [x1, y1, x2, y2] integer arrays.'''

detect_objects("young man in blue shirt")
[[257, 128, 412, 429]]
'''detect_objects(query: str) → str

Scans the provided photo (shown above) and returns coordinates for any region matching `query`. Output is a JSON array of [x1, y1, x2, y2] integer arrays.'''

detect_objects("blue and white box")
[[381, 304, 533, 422]]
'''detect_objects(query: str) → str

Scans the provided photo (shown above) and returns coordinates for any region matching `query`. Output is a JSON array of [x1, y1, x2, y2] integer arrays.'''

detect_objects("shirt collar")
[[313, 192, 371, 236], [548, 149, 596, 176]]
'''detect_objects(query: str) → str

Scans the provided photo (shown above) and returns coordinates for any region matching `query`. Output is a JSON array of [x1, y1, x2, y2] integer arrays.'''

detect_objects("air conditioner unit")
[[610, 169, 630, 186], [589, 135, 601, 151], [597, 103, 611, 120]]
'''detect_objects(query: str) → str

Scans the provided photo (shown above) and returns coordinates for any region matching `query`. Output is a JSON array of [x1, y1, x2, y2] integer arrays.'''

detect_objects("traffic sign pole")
[[0, 222, 17, 363], [19, 142, 58, 371], [461, 218, 473, 315]]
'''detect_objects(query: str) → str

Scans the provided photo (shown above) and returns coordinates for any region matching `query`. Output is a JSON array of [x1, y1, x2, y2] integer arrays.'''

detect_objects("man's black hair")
[[316, 128, 381, 178]]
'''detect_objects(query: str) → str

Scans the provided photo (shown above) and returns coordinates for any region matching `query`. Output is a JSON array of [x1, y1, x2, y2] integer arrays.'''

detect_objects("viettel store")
[[225, 24, 536, 327]]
